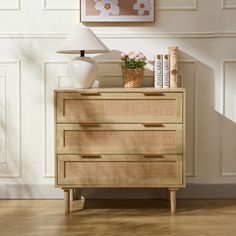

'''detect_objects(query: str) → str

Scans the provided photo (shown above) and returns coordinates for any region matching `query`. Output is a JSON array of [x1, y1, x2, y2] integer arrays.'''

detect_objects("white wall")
[[1, 0, 236, 198]]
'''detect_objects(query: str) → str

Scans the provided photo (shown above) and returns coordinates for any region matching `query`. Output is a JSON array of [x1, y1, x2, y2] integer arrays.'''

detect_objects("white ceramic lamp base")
[[68, 57, 97, 88]]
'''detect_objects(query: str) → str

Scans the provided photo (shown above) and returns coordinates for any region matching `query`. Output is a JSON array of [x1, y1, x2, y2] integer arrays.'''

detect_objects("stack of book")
[[154, 46, 181, 88]]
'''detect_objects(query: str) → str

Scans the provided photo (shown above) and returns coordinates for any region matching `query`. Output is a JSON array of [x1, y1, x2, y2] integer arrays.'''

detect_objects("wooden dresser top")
[[54, 87, 186, 93]]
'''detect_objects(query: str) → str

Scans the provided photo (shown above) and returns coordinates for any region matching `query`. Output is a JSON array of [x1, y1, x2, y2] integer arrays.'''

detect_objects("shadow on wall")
[[180, 50, 227, 181], [0, 40, 49, 198], [180, 50, 236, 181]]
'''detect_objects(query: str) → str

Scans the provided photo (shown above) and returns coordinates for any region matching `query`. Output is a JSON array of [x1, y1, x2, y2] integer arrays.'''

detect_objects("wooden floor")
[[0, 199, 236, 236]]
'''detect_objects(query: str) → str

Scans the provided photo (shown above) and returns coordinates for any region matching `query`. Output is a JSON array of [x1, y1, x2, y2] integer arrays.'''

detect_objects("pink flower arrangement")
[[121, 51, 147, 69], [121, 52, 127, 60]]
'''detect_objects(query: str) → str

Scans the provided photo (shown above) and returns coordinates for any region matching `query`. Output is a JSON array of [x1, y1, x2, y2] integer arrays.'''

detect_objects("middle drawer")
[[57, 124, 182, 155]]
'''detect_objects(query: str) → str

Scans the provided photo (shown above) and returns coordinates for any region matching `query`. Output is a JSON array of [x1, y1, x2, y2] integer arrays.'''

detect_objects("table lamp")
[[57, 27, 109, 88]]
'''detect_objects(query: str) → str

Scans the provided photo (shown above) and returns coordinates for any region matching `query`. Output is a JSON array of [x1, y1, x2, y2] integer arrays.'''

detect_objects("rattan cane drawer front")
[[57, 155, 183, 187], [56, 124, 182, 155], [56, 92, 183, 123]]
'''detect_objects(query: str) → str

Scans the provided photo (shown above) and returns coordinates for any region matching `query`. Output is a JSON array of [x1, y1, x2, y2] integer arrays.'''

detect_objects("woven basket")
[[122, 68, 144, 88]]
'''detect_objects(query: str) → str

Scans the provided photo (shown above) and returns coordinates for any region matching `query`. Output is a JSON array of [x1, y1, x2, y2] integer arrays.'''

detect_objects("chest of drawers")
[[54, 88, 186, 214]]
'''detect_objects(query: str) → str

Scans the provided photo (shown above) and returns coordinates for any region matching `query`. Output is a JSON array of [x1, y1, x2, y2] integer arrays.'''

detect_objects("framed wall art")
[[80, 0, 155, 22]]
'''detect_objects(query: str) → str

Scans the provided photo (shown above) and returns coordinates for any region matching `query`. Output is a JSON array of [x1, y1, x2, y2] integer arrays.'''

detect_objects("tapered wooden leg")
[[70, 189, 75, 201], [169, 188, 177, 214], [64, 189, 70, 214]]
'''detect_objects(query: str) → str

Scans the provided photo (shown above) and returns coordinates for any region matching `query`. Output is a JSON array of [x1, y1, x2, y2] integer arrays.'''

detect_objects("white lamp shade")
[[57, 27, 109, 54]]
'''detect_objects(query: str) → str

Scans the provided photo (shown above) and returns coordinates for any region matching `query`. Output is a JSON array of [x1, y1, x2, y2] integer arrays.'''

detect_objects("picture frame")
[[80, 0, 155, 23]]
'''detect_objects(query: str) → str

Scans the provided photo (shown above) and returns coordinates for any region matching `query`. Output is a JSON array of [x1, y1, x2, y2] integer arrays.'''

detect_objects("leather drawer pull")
[[80, 92, 101, 96], [144, 154, 165, 158], [143, 123, 165, 127], [80, 123, 100, 127], [80, 154, 101, 158], [143, 92, 164, 96]]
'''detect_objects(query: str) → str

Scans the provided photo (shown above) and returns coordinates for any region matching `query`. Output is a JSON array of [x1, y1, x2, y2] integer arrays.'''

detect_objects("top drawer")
[[56, 92, 183, 124]]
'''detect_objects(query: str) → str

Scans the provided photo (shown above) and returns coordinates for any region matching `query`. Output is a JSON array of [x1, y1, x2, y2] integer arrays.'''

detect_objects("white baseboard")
[[0, 185, 63, 199], [0, 184, 236, 199]]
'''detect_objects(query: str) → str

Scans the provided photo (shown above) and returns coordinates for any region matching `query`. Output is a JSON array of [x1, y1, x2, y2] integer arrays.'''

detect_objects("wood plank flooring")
[[0, 199, 236, 236]]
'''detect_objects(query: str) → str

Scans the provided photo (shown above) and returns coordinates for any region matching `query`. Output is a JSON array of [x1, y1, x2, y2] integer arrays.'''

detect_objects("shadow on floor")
[[71, 199, 236, 215]]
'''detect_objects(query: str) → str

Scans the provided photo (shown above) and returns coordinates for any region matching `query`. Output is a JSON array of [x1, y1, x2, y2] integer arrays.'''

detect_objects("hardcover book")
[[177, 75, 182, 87], [154, 54, 163, 88], [169, 47, 178, 88], [163, 54, 170, 88]]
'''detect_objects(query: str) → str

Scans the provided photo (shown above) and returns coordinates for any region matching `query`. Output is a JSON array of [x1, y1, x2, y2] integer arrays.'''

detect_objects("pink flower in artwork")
[[95, 0, 120, 18], [133, 0, 151, 15]]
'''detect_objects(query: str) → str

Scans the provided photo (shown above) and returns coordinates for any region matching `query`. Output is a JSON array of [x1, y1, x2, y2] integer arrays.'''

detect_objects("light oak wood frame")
[[54, 88, 186, 214]]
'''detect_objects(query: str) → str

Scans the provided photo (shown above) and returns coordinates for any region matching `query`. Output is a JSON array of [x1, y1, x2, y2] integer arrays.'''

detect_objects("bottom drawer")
[[57, 155, 183, 187]]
